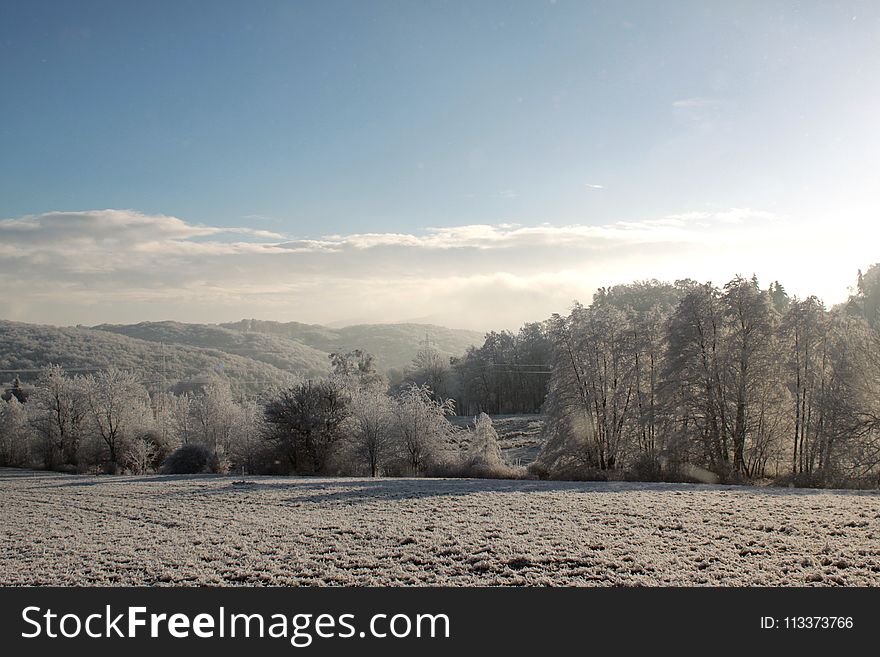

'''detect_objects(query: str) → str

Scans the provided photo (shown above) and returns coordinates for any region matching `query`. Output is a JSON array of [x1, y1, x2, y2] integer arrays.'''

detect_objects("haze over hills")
[[93, 321, 331, 377], [219, 320, 484, 372], [0, 320, 300, 395], [0, 318, 484, 393]]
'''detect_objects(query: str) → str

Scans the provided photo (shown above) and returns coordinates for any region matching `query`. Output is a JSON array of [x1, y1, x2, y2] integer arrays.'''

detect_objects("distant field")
[[449, 414, 546, 464], [2, 469, 879, 586]]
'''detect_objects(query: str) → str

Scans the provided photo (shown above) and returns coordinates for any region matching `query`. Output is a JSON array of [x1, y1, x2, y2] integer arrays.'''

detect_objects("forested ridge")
[[92, 321, 332, 377], [0, 320, 300, 395]]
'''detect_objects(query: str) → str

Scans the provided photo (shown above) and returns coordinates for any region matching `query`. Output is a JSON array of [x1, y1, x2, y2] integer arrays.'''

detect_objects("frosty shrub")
[[125, 429, 171, 475], [428, 413, 530, 480], [160, 443, 221, 474], [444, 413, 523, 478], [468, 413, 504, 468], [430, 459, 529, 479]]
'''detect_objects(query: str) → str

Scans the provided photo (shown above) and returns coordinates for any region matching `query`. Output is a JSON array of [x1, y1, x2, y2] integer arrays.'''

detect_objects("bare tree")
[[264, 379, 348, 474], [125, 433, 161, 475]]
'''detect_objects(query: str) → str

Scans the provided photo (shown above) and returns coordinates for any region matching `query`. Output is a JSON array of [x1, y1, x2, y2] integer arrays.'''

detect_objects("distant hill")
[[0, 318, 483, 396], [0, 320, 298, 395], [221, 319, 485, 371], [93, 321, 331, 378]]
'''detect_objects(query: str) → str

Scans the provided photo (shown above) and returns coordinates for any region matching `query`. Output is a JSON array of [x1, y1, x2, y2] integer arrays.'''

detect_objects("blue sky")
[[0, 1, 878, 328]]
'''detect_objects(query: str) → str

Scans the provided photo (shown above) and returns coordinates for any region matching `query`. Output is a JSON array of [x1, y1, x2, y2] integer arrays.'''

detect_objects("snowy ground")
[[2, 468, 879, 586]]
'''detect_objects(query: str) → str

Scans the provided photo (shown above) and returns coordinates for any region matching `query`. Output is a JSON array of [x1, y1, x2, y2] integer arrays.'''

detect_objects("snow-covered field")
[[2, 468, 879, 586]]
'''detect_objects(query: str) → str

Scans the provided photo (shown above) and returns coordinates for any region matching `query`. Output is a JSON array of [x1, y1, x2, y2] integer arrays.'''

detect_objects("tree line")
[[0, 353, 513, 479], [3, 265, 880, 488], [538, 270, 880, 487], [403, 323, 553, 415]]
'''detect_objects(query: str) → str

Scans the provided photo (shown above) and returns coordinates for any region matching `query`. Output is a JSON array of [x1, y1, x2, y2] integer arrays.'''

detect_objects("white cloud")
[[0, 208, 868, 329], [665, 208, 779, 224], [671, 97, 728, 129], [671, 97, 721, 109]]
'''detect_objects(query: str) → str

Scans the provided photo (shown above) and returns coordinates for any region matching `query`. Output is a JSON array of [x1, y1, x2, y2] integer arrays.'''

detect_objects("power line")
[[490, 370, 553, 375]]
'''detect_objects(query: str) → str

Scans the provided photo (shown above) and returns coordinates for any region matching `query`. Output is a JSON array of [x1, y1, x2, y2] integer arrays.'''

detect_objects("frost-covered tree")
[[778, 306, 880, 482], [392, 384, 455, 475], [169, 392, 196, 445], [84, 368, 152, 472], [30, 365, 88, 468], [722, 275, 779, 476], [662, 283, 732, 476], [0, 396, 31, 466], [191, 375, 239, 454], [539, 283, 685, 478], [544, 302, 638, 471], [228, 397, 266, 474], [330, 349, 386, 394], [346, 387, 395, 477], [467, 413, 504, 469], [849, 263, 880, 328], [407, 339, 454, 402], [540, 277, 791, 481], [779, 297, 832, 476]]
